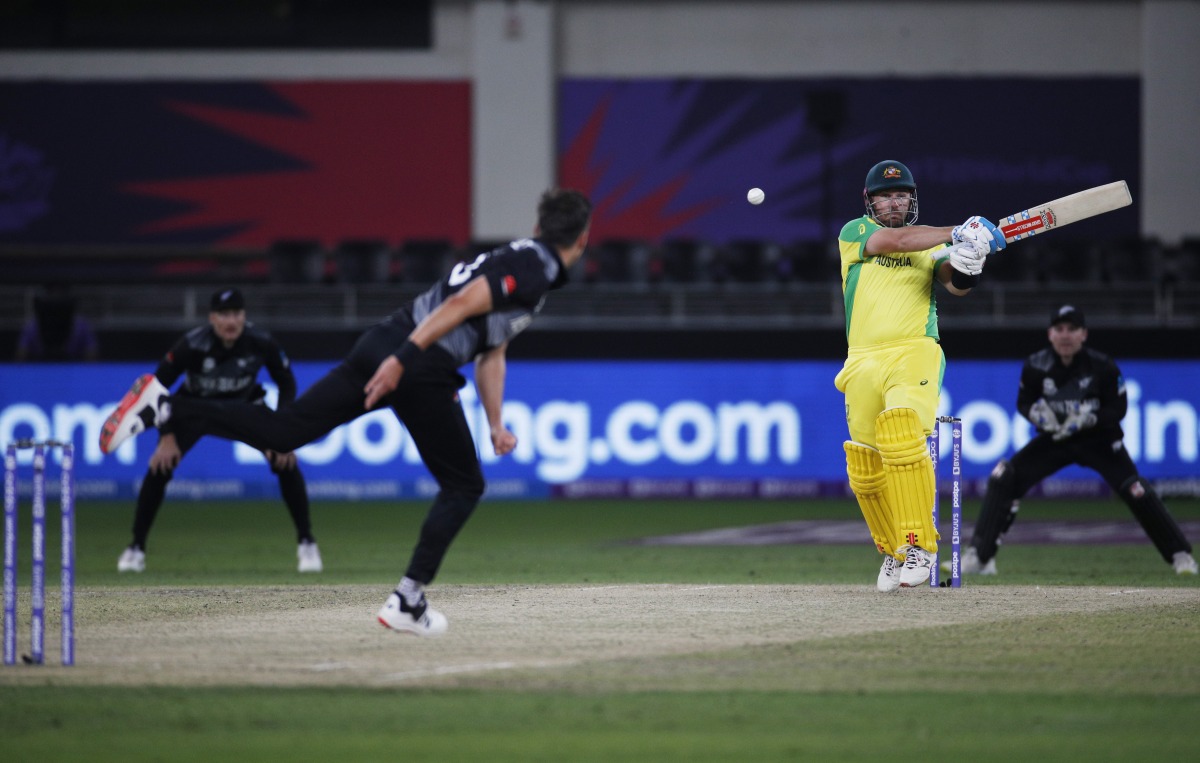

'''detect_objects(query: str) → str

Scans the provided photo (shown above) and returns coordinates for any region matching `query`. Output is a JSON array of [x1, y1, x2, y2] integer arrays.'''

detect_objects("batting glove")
[[945, 241, 987, 276], [952, 216, 1007, 254]]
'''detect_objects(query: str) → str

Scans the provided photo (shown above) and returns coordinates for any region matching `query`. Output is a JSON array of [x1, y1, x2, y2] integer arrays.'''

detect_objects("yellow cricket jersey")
[[838, 215, 949, 349]]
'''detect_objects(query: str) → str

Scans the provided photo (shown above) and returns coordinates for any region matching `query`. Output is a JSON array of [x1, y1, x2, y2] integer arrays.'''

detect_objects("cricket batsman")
[[834, 160, 1003, 592]]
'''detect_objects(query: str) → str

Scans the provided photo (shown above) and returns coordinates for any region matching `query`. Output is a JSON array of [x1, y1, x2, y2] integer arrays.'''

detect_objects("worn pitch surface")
[[2, 583, 1196, 688]]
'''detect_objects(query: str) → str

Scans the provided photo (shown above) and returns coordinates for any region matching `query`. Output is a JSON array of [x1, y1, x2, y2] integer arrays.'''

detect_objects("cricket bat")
[[997, 180, 1132, 243]]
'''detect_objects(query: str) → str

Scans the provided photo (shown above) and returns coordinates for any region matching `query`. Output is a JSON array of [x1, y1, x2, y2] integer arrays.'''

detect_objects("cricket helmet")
[[862, 160, 919, 225]]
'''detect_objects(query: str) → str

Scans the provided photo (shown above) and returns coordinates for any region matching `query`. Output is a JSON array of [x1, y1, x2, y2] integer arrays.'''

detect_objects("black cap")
[[210, 288, 245, 312], [1049, 304, 1085, 328]]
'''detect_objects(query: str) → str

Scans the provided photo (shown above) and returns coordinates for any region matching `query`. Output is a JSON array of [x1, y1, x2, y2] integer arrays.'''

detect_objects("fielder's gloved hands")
[[1028, 398, 1060, 433], [1053, 411, 1098, 440], [952, 216, 1006, 255], [944, 241, 987, 276], [1053, 401, 1098, 440]]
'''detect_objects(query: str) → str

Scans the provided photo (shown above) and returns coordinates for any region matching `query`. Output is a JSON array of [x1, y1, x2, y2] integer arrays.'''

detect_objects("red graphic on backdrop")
[[560, 96, 722, 241], [121, 82, 470, 247]]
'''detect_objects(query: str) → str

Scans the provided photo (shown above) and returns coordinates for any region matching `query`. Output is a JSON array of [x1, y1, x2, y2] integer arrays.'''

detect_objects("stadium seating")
[[268, 239, 327, 284], [333, 239, 392, 284], [395, 239, 455, 285]]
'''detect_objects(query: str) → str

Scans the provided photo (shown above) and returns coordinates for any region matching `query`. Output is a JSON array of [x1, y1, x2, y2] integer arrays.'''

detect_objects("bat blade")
[[997, 181, 1132, 243]]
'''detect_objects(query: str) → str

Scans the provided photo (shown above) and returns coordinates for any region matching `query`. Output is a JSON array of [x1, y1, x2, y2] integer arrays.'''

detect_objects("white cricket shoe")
[[898, 545, 936, 588], [100, 374, 170, 454], [377, 591, 448, 638], [117, 546, 146, 573], [297, 540, 323, 573], [1173, 551, 1198, 575], [941, 546, 997, 576], [876, 554, 901, 593]]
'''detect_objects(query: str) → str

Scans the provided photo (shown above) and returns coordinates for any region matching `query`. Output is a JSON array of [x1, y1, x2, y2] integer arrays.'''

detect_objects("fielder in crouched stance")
[[953, 305, 1197, 576], [115, 287, 321, 575], [100, 189, 593, 636], [836, 160, 1004, 592]]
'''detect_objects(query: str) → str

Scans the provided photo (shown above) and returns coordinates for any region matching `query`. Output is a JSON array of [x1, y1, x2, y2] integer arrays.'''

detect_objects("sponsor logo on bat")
[[1001, 215, 1046, 238], [1001, 207, 1059, 239]]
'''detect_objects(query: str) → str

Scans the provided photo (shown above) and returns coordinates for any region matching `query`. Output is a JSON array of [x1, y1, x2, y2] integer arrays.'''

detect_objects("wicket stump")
[[3, 439, 75, 667], [929, 417, 962, 588]]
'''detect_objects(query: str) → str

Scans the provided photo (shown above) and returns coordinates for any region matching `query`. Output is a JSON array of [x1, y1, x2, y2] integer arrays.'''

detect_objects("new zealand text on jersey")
[[191, 376, 255, 395]]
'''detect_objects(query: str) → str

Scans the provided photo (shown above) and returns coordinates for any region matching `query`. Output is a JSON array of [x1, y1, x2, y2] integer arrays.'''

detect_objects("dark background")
[[0, 1, 433, 50], [4, 326, 1190, 363]]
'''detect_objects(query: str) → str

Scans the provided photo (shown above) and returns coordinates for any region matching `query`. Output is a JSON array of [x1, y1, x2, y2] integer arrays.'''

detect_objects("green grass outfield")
[[2, 497, 1198, 761]]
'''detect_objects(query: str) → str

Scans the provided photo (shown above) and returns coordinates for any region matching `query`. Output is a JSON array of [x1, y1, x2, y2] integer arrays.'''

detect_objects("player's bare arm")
[[264, 450, 298, 470], [935, 260, 973, 296], [148, 432, 182, 474], [863, 224, 954, 256], [475, 342, 516, 456], [364, 278, 495, 409]]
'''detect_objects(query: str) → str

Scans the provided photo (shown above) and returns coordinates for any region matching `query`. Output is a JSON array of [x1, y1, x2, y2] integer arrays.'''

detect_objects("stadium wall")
[[0, 1, 1197, 244]]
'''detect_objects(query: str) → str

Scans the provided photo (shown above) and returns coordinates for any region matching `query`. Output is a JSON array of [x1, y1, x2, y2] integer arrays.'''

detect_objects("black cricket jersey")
[[1016, 346, 1127, 439], [398, 237, 569, 366], [156, 324, 298, 405]]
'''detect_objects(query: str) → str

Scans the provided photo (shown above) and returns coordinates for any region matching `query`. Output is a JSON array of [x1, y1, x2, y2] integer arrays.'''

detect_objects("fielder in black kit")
[[955, 305, 1197, 576], [115, 287, 321, 575], [100, 189, 594, 635]]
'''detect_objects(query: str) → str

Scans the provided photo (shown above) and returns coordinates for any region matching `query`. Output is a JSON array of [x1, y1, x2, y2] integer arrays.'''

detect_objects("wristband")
[[950, 269, 980, 289], [393, 340, 424, 368]]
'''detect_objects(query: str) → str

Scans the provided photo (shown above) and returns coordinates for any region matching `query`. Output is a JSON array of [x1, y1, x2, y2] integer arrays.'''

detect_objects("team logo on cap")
[[882, 166, 902, 179]]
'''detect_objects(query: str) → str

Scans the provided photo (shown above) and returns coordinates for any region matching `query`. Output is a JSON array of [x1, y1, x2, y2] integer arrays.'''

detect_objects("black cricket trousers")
[[974, 432, 1191, 563], [132, 418, 313, 549], [168, 315, 486, 584]]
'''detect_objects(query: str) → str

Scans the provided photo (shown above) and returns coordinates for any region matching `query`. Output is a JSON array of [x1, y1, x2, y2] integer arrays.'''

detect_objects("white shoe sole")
[[117, 550, 145, 573], [898, 547, 936, 587], [297, 544, 323, 573], [941, 558, 997, 575], [876, 557, 901, 593], [377, 593, 448, 638], [100, 374, 167, 454]]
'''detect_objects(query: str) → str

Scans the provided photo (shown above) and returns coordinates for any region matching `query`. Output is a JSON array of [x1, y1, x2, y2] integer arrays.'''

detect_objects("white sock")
[[397, 577, 423, 604]]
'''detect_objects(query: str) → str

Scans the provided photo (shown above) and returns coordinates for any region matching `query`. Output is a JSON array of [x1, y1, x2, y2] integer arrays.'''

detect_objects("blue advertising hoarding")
[[1, 360, 1197, 500]]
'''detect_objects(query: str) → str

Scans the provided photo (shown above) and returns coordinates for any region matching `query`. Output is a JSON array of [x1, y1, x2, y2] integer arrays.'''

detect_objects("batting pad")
[[844, 441, 900, 557], [875, 407, 939, 553]]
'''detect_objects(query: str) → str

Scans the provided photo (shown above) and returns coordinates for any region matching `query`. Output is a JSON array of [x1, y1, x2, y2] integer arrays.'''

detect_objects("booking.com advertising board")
[[2, 360, 1199, 501]]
